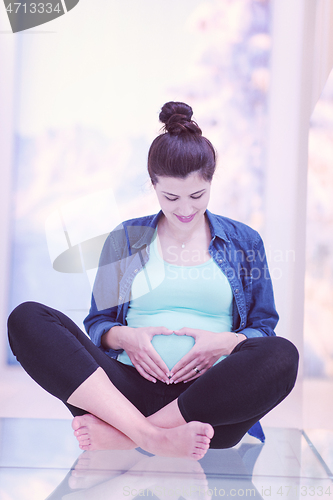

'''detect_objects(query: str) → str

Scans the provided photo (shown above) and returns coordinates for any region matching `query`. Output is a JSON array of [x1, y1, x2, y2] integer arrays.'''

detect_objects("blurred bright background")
[[0, 0, 333, 431]]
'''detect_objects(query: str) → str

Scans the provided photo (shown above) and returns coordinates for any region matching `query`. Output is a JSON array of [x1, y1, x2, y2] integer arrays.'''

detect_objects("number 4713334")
[[5, 3, 61, 14]]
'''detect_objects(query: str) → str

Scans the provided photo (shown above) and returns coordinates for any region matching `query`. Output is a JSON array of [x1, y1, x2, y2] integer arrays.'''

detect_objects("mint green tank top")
[[117, 234, 233, 370]]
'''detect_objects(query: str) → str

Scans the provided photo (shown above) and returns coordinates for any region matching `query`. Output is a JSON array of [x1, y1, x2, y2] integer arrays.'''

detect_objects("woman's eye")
[[164, 194, 203, 201]]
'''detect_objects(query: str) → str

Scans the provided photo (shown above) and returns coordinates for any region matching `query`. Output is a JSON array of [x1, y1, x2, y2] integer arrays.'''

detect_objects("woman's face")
[[154, 172, 211, 231]]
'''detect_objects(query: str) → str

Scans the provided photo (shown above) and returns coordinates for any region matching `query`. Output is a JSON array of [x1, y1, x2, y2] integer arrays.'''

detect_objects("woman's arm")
[[83, 231, 125, 357], [84, 296, 124, 358], [238, 234, 279, 338]]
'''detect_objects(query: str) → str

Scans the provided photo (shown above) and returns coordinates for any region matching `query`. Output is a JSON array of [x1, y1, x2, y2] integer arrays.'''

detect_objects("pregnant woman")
[[8, 101, 298, 460]]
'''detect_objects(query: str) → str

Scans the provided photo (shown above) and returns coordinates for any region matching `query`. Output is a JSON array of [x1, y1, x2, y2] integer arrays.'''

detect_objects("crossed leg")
[[72, 394, 188, 452], [7, 302, 298, 457], [72, 336, 299, 452], [8, 302, 214, 460], [67, 366, 213, 459]]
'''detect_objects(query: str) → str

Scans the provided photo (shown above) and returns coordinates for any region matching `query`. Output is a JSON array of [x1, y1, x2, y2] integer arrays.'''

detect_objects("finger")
[[139, 358, 170, 383], [174, 371, 201, 384], [145, 351, 171, 380], [183, 371, 205, 383], [133, 350, 170, 382], [176, 366, 209, 384], [129, 344, 170, 380], [134, 357, 163, 382], [170, 348, 199, 376], [170, 362, 203, 384], [173, 327, 196, 337], [158, 327, 174, 336], [148, 327, 174, 338], [133, 362, 157, 383], [170, 360, 197, 380], [172, 327, 189, 336], [171, 355, 195, 375]]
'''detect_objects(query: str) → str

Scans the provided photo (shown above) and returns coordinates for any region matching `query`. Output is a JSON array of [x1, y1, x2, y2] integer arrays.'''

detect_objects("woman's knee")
[[8, 301, 44, 334], [242, 336, 299, 390], [272, 337, 299, 371], [264, 337, 299, 391], [7, 301, 52, 357]]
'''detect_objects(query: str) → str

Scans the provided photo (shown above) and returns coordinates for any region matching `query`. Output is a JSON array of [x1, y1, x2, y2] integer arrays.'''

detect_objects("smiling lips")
[[175, 213, 196, 223]]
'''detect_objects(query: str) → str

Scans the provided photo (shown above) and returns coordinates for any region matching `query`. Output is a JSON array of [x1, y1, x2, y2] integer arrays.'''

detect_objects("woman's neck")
[[156, 213, 212, 266], [158, 213, 208, 246]]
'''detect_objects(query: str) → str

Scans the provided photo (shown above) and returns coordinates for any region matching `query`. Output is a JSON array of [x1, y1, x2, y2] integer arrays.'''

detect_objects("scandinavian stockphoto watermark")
[[45, 192, 297, 312], [3, 0, 80, 32], [122, 484, 333, 498], [123, 485, 258, 497]]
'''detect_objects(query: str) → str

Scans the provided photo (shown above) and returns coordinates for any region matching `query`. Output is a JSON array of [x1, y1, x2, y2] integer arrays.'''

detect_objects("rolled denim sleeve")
[[84, 296, 124, 358], [238, 233, 279, 338], [83, 231, 126, 358], [240, 327, 264, 338], [239, 235, 279, 337]]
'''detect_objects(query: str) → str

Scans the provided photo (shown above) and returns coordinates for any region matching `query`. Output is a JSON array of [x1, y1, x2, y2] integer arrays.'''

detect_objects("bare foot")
[[144, 421, 214, 460], [72, 414, 214, 460], [72, 414, 135, 451]]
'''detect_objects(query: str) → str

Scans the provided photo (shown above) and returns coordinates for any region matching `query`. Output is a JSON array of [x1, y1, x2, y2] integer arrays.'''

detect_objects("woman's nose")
[[178, 204, 193, 216]]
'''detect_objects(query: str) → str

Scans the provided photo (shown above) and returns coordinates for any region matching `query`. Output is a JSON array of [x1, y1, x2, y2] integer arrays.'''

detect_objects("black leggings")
[[7, 301, 299, 449]]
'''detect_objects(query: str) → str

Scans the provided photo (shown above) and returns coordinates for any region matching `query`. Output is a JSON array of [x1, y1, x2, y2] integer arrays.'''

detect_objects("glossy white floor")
[[1, 368, 333, 500], [0, 419, 332, 500]]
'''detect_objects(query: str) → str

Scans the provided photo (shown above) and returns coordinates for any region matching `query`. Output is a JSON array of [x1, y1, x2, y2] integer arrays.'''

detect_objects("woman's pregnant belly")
[[118, 310, 230, 371], [116, 331, 195, 371], [151, 333, 195, 371]]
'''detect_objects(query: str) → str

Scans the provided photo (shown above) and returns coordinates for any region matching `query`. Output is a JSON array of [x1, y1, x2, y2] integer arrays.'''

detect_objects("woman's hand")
[[169, 328, 246, 384], [102, 325, 173, 384]]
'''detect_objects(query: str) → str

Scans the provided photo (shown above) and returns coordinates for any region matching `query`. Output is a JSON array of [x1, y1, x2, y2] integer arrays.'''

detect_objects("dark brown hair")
[[148, 101, 216, 184]]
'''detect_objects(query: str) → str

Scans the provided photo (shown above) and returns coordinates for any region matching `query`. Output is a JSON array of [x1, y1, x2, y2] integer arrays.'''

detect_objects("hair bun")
[[159, 101, 202, 136]]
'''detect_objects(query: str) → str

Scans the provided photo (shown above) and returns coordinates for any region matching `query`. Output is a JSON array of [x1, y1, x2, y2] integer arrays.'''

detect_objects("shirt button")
[[134, 269, 138, 273], [235, 289, 239, 294], [241, 322, 245, 327], [119, 296, 122, 301], [218, 259, 223, 263]]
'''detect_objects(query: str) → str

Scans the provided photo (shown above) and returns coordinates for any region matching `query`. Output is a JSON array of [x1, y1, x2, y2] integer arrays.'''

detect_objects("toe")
[[72, 416, 83, 431], [204, 424, 214, 439], [77, 434, 89, 443], [194, 443, 209, 453], [74, 427, 88, 437], [80, 443, 91, 451], [196, 436, 210, 445], [78, 437, 91, 446], [192, 450, 205, 460]]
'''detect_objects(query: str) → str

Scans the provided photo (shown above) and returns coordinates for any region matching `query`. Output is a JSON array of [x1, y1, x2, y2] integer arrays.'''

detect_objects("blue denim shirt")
[[84, 210, 278, 442]]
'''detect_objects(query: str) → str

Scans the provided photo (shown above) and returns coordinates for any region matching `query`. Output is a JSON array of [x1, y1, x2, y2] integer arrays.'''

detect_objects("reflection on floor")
[[0, 419, 332, 500]]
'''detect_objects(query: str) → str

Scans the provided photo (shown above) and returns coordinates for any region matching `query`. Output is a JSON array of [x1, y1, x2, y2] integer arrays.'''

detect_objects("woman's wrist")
[[101, 325, 128, 350], [233, 332, 246, 346], [222, 331, 246, 355]]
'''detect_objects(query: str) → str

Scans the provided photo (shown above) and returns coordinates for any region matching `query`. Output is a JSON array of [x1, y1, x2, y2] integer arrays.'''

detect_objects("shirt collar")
[[131, 211, 163, 249], [205, 210, 230, 243]]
